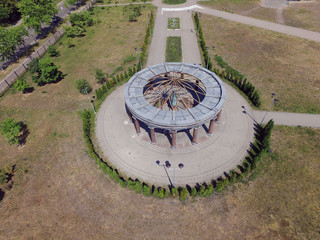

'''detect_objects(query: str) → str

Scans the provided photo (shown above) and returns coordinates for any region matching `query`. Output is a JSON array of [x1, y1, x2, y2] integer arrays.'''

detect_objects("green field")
[[166, 36, 182, 62]]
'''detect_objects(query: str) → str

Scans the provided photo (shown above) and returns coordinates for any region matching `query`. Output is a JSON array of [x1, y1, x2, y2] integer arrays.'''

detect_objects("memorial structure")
[[124, 63, 226, 147]]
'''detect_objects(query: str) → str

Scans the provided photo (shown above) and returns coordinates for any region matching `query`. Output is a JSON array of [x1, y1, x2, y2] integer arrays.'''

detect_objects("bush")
[[0, 118, 21, 145], [95, 68, 107, 84], [75, 79, 92, 94], [134, 180, 143, 194], [28, 58, 40, 74], [64, 25, 85, 38], [48, 45, 60, 57], [179, 187, 188, 201], [158, 188, 165, 199], [32, 58, 63, 85], [190, 187, 197, 197], [171, 187, 178, 197], [14, 78, 30, 93], [215, 178, 229, 192], [152, 187, 159, 198], [143, 184, 151, 196]]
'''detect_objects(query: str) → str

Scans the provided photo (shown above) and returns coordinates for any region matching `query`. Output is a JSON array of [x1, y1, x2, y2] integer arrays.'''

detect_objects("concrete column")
[[216, 110, 222, 122], [208, 119, 215, 136], [192, 127, 200, 144], [134, 118, 141, 134], [171, 130, 177, 148], [150, 127, 156, 144], [127, 110, 133, 123]]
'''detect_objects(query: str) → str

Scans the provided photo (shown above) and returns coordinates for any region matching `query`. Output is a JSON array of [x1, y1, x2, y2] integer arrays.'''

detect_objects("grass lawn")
[[199, 0, 320, 32], [168, 17, 180, 29], [163, 0, 186, 5], [166, 36, 182, 62], [201, 15, 320, 113]]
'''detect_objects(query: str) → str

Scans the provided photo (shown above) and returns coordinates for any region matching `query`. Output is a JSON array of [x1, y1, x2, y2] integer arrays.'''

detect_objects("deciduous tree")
[[18, 0, 57, 34], [0, 25, 28, 61], [0, 118, 21, 145]]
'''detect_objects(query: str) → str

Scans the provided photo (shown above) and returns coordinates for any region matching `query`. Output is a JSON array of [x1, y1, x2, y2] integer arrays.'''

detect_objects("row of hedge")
[[193, 13, 261, 108], [83, 105, 274, 200]]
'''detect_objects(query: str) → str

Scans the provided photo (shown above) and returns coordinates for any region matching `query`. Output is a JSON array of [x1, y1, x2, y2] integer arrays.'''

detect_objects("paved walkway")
[[253, 110, 320, 128]]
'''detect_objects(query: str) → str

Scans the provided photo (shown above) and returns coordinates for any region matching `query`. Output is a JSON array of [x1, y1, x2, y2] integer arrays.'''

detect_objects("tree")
[[64, 25, 85, 38], [75, 79, 91, 94], [95, 68, 107, 84], [18, 0, 57, 34], [0, 118, 21, 145], [0, 5, 10, 21], [13, 78, 30, 93], [28, 58, 40, 73], [32, 57, 63, 85], [70, 11, 93, 28], [0, 25, 28, 61], [48, 45, 59, 57]]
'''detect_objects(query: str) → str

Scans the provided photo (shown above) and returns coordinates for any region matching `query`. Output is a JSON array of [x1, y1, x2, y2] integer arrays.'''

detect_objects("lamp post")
[[83, 82, 96, 114], [261, 93, 278, 124], [156, 161, 184, 187]]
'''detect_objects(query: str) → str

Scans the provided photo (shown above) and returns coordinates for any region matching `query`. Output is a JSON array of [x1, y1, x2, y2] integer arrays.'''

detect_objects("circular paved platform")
[[96, 83, 255, 186]]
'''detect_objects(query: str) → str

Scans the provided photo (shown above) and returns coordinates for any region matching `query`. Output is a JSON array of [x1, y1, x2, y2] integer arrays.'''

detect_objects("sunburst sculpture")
[[143, 71, 206, 111]]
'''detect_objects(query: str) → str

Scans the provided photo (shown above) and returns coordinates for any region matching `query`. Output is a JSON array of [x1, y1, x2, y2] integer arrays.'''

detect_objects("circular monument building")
[[124, 63, 226, 147]]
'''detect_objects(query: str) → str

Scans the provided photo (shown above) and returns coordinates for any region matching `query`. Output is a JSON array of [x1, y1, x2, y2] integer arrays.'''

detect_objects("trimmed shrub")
[[171, 187, 178, 197], [48, 45, 60, 57], [143, 184, 151, 196], [179, 187, 188, 201], [134, 180, 143, 194], [190, 187, 197, 197], [215, 177, 229, 192]]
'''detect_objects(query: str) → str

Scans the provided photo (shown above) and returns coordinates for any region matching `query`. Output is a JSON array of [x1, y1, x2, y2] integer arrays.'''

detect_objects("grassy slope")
[[201, 15, 320, 113]]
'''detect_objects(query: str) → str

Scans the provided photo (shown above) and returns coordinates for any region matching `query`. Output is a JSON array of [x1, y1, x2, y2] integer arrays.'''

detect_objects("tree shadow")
[[23, 87, 34, 94], [0, 189, 4, 202], [18, 122, 29, 146]]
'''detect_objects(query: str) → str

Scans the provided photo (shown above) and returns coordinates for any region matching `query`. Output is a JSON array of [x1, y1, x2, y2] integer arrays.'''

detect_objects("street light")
[[156, 160, 184, 187], [261, 93, 278, 124], [83, 82, 96, 114]]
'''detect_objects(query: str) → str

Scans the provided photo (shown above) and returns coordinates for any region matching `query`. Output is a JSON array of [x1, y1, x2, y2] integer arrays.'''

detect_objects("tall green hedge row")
[[193, 13, 261, 108]]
